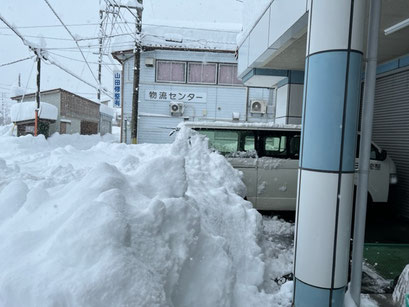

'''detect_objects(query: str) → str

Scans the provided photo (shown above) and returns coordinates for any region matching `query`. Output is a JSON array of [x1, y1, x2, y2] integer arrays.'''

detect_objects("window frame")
[[187, 61, 218, 85], [155, 60, 187, 84], [218, 63, 243, 86]]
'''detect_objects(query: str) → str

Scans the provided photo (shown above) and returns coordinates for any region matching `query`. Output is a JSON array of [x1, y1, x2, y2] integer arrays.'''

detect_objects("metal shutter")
[[372, 68, 409, 219]]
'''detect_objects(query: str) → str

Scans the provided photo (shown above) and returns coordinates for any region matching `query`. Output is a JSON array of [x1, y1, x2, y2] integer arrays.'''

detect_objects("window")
[[219, 64, 242, 86], [188, 63, 217, 84], [197, 129, 239, 154], [356, 135, 385, 161], [155, 61, 243, 86], [244, 136, 255, 151], [289, 134, 300, 158], [156, 61, 186, 83], [264, 135, 287, 157]]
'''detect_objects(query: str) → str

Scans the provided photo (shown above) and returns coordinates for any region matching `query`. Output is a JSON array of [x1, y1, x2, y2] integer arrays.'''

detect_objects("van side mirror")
[[379, 149, 387, 161]]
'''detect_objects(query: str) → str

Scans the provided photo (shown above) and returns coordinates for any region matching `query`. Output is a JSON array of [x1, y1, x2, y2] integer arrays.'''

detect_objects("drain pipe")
[[350, 0, 382, 305]]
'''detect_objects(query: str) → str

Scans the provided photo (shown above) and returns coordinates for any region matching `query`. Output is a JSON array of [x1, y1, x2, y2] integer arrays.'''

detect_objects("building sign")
[[145, 90, 207, 103], [113, 70, 121, 108]]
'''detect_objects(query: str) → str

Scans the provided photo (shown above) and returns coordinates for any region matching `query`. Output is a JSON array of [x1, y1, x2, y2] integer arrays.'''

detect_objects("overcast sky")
[[0, 0, 243, 105]]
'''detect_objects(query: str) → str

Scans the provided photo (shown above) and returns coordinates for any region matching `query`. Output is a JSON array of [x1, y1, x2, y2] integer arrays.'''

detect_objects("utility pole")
[[34, 52, 41, 136], [98, 9, 104, 101], [1, 93, 4, 125], [131, 0, 142, 144], [18, 73, 21, 87]]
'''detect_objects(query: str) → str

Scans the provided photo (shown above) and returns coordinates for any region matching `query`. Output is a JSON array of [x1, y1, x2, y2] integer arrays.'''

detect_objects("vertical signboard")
[[113, 70, 121, 108]]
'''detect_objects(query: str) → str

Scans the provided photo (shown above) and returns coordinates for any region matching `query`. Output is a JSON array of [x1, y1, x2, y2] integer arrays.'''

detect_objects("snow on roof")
[[112, 24, 240, 54], [180, 121, 301, 130], [10, 101, 58, 122], [99, 104, 114, 117]]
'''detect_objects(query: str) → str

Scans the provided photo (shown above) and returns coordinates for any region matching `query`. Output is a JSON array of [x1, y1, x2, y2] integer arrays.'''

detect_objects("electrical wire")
[[44, 57, 113, 98], [0, 22, 240, 34], [20, 57, 36, 103], [43, 0, 100, 87], [47, 51, 120, 66], [0, 13, 113, 99], [0, 56, 35, 68], [0, 32, 133, 42]]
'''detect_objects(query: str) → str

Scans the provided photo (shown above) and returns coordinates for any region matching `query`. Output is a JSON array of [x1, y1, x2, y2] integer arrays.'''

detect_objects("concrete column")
[[275, 71, 304, 125], [293, 1, 365, 306]]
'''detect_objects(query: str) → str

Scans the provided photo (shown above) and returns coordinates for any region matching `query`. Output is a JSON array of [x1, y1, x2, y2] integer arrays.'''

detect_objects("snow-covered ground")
[[0, 125, 397, 306], [393, 264, 409, 306], [0, 126, 294, 307]]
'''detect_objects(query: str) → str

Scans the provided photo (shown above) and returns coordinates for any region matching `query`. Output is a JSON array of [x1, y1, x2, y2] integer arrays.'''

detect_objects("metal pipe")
[[245, 86, 249, 121], [350, 0, 382, 305]]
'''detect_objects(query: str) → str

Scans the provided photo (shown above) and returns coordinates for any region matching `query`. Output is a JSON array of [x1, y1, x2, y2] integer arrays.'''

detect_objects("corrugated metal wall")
[[122, 49, 275, 144], [372, 68, 409, 219]]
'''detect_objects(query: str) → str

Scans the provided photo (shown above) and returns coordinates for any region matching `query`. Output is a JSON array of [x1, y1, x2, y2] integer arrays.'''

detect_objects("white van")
[[183, 122, 397, 211]]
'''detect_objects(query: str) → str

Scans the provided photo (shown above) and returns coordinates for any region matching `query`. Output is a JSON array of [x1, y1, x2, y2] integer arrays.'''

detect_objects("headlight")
[[390, 174, 398, 185]]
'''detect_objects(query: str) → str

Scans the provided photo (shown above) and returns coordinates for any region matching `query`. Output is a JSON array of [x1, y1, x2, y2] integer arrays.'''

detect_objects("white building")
[[112, 25, 275, 144], [236, 1, 409, 305]]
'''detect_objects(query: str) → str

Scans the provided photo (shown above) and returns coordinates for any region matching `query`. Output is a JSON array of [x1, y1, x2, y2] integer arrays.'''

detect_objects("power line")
[[0, 22, 123, 30], [43, 0, 100, 89], [0, 56, 35, 68], [0, 13, 113, 99], [47, 51, 120, 66], [0, 31, 134, 41], [44, 57, 113, 98], [0, 13, 32, 48], [0, 21, 240, 34]]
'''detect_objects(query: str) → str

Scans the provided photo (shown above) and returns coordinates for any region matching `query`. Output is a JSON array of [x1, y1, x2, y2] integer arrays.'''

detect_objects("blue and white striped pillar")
[[293, 1, 365, 306]]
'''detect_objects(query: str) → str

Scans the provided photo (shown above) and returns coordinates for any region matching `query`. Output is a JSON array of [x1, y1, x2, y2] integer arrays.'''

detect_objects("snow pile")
[[9, 84, 25, 97], [260, 216, 294, 302], [0, 127, 290, 306], [10, 101, 58, 122], [393, 264, 409, 306], [0, 124, 15, 136]]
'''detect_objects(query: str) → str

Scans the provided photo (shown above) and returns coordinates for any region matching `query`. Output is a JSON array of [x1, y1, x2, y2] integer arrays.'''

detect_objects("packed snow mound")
[[0, 124, 15, 136], [10, 101, 58, 122], [0, 127, 288, 307], [393, 264, 409, 306]]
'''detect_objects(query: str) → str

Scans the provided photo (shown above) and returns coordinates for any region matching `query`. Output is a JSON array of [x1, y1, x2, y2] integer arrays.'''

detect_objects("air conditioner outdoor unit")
[[250, 100, 267, 114], [170, 102, 184, 116]]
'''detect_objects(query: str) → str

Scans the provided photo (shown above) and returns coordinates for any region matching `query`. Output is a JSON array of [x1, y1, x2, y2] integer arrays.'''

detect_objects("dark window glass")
[[289, 134, 300, 158], [356, 135, 382, 161], [264, 135, 287, 157]]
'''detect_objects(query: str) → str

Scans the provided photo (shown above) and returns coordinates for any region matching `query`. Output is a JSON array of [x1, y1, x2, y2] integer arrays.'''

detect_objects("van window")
[[198, 129, 239, 154], [264, 135, 287, 157], [244, 135, 255, 151], [356, 135, 384, 161], [289, 134, 301, 158]]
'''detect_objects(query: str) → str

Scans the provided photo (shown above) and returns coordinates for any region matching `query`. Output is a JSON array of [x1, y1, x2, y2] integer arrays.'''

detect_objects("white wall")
[[122, 49, 275, 144]]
